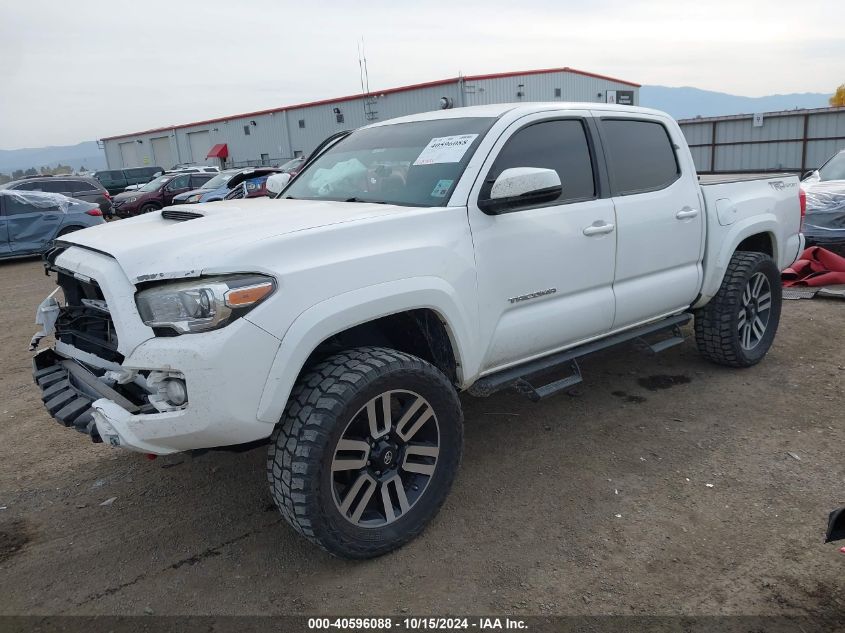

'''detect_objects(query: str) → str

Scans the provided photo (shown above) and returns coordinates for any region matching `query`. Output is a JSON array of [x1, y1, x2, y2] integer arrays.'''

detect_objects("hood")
[[113, 189, 153, 202], [58, 198, 410, 282], [172, 187, 207, 201]]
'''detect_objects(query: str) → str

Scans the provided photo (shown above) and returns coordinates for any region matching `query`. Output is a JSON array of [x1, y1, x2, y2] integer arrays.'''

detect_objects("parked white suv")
[[32, 103, 804, 558]]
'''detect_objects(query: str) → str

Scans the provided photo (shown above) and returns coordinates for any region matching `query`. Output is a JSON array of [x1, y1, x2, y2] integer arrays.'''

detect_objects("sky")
[[1, 0, 842, 149]]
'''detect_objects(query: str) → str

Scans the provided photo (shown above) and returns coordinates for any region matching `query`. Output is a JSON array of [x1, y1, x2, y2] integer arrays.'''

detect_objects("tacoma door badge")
[[508, 288, 557, 304]]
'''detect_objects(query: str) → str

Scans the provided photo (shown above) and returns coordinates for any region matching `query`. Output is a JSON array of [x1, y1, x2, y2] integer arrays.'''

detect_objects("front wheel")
[[267, 347, 463, 559], [694, 251, 782, 367], [139, 202, 160, 214]]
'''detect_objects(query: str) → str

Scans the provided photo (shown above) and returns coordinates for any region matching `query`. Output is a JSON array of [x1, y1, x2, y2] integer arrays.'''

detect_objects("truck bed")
[[699, 172, 796, 185]]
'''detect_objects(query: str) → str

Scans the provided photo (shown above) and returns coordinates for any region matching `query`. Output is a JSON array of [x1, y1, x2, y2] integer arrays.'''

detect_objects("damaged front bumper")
[[32, 245, 284, 455], [33, 317, 283, 455], [33, 349, 110, 441], [33, 349, 184, 453]]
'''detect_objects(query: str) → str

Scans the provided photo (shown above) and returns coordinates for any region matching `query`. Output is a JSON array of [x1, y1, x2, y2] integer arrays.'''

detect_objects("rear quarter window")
[[601, 119, 680, 195], [69, 181, 97, 194]]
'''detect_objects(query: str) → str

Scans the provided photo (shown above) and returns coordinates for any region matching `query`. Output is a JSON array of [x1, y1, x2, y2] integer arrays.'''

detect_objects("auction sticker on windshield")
[[413, 135, 479, 166]]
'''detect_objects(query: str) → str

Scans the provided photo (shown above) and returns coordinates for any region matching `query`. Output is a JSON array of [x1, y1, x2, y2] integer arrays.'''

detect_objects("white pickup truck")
[[32, 103, 804, 558]]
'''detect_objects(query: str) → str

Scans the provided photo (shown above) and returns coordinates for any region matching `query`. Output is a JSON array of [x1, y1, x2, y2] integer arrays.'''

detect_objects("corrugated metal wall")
[[102, 71, 638, 169], [463, 71, 635, 107], [679, 107, 845, 174]]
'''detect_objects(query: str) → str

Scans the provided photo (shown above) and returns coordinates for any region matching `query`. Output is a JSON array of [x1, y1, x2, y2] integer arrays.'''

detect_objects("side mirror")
[[478, 167, 562, 214], [266, 172, 292, 196]]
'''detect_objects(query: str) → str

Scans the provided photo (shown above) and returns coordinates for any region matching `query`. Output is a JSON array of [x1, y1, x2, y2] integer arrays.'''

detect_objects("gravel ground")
[[0, 257, 843, 619]]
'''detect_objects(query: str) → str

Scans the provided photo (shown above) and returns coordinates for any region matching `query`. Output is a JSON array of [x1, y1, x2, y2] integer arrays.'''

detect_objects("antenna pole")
[[357, 40, 367, 116]]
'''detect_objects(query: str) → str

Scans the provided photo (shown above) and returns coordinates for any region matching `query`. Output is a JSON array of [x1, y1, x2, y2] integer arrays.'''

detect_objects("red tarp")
[[782, 246, 845, 287], [207, 143, 228, 159]]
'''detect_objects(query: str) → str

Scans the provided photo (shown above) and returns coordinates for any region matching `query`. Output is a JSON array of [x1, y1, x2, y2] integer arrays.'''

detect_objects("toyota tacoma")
[[32, 103, 804, 558]]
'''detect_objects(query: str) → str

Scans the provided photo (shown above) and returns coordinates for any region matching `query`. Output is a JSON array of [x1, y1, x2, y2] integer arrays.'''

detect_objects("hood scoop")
[[162, 209, 203, 222]]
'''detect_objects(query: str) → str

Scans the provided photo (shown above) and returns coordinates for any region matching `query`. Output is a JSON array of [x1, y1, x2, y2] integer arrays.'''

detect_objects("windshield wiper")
[[344, 197, 387, 204]]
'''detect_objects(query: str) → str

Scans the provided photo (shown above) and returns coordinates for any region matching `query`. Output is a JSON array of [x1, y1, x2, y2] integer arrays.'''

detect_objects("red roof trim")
[[463, 66, 640, 88], [101, 67, 639, 141]]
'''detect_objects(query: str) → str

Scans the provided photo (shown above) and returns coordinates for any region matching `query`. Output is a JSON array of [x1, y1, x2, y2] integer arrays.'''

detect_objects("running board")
[[634, 323, 686, 354], [513, 360, 582, 402], [468, 313, 692, 400]]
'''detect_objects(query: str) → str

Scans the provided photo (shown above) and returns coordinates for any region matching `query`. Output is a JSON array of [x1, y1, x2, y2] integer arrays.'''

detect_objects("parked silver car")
[[0, 190, 105, 260], [0, 176, 113, 217]]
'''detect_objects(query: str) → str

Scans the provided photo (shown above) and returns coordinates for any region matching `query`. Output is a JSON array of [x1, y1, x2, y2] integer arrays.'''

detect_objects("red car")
[[110, 172, 215, 217]]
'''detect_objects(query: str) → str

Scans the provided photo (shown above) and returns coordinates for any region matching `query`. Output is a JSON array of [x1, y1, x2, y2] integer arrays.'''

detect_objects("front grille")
[[54, 271, 123, 363], [162, 209, 203, 221]]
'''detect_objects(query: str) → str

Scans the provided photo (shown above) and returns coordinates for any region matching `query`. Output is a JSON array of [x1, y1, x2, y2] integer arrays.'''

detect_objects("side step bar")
[[468, 313, 692, 401]]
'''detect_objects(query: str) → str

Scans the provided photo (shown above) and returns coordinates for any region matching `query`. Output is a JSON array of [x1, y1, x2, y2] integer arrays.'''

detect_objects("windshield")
[[818, 151, 845, 182], [203, 171, 236, 189], [138, 175, 170, 192], [283, 117, 494, 206]]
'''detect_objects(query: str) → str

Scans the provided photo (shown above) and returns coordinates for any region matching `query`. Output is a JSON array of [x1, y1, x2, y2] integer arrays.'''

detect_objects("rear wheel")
[[694, 251, 782, 367], [267, 347, 463, 559]]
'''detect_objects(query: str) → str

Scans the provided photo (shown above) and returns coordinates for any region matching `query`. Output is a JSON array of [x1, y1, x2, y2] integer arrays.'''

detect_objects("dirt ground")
[[0, 257, 843, 619]]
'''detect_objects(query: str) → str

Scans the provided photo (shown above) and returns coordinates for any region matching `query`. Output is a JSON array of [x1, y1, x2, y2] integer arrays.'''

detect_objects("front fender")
[[254, 276, 479, 424]]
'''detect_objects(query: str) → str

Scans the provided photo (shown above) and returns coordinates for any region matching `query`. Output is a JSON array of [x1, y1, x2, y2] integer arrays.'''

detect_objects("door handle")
[[676, 208, 699, 219], [582, 222, 615, 236]]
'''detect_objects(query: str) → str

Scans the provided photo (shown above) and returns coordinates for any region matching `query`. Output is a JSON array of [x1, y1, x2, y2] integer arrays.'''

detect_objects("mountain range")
[[639, 85, 832, 120], [0, 141, 106, 175], [0, 86, 834, 174]]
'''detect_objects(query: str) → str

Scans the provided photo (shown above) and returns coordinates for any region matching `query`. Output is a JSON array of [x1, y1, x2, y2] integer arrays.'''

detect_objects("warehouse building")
[[100, 67, 639, 170], [678, 106, 845, 174]]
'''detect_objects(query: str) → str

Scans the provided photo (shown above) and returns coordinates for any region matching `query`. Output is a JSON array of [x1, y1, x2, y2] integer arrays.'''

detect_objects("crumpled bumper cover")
[[32, 349, 102, 442]]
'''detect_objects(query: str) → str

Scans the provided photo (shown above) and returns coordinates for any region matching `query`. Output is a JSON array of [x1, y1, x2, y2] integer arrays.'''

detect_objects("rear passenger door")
[[596, 114, 704, 329], [4, 194, 63, 253], [468, 112, 618, 372]]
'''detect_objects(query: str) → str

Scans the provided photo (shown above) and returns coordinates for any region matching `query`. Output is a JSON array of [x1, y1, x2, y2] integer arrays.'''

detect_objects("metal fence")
[[678, 106, 845, 174]]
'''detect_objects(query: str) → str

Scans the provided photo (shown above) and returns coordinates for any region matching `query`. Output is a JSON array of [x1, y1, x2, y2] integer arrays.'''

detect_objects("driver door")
[[163, 174, 191, 204], [0, 197, 11, 257], [468, 113, 617, 372]]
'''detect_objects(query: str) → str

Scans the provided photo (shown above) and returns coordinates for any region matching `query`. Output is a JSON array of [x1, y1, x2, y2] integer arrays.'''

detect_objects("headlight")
[[135, 274, 275, 334], [187, 194, 201, 202]]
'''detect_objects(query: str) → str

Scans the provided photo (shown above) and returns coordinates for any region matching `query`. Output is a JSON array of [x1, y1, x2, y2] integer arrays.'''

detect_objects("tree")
[[24, 167, 38, 177], [831, 84, 845, 107]]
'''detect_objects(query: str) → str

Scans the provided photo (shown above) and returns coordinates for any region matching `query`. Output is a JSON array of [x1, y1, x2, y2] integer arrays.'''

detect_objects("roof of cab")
[[367, 102, 672, 127]]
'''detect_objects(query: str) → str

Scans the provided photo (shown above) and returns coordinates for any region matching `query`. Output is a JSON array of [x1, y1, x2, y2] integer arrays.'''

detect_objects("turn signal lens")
[[225, 282, 274, 307]]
